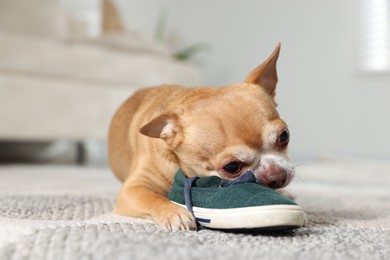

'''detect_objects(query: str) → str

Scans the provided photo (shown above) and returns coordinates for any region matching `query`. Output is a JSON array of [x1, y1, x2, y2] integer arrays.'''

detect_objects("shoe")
[[168, 170, 307, 232]]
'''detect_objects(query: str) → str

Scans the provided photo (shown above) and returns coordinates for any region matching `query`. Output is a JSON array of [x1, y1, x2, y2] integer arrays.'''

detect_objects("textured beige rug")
[[0, 160, 389, 259]]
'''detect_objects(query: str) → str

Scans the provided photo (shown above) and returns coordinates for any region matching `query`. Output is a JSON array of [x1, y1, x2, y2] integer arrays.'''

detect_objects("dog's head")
[[140, 43, 293, 189]]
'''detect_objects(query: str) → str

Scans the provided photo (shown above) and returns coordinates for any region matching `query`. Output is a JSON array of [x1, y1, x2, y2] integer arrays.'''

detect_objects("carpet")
[[0, 160, 389, 260]]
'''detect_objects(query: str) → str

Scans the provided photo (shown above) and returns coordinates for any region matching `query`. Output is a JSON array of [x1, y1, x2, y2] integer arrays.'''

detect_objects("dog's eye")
[[278, 129, 290, 147], [223, 161, 244, 175]]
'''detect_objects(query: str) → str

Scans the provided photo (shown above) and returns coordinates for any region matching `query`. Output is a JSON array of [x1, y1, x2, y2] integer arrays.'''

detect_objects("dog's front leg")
[[114, 177, 196, 231]]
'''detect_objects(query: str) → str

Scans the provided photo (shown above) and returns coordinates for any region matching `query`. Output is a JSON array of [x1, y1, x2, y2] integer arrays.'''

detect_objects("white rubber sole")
[[176, 203, 308, 230]]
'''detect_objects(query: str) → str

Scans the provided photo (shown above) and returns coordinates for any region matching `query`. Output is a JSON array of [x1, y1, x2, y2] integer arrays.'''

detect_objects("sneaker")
[[168, 170, 307, 232]]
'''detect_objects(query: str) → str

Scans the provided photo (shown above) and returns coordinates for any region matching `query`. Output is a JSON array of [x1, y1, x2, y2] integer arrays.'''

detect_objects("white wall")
[[116, 0, 390, 161]]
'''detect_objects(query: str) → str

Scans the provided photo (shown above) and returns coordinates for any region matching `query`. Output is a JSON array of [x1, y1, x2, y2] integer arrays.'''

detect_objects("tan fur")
[[108, 43, 293, 231]]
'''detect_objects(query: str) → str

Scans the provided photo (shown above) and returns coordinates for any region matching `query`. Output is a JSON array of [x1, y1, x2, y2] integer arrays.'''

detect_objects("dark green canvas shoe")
[[168, 170, 307, 231]]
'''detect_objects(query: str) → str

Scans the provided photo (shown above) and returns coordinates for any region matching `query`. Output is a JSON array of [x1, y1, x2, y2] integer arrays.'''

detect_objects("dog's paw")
[[154, 203, 197, 231]]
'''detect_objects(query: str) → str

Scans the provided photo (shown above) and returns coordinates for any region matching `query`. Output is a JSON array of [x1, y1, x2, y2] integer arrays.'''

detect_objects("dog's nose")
[[259, 167, 288, 189]]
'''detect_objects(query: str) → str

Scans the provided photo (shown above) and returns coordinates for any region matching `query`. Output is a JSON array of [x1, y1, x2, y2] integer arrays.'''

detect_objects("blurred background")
[[1, 0, 389, 166]]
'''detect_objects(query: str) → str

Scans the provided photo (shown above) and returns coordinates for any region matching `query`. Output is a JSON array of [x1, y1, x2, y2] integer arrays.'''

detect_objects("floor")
[[0, 159, 389, 259]]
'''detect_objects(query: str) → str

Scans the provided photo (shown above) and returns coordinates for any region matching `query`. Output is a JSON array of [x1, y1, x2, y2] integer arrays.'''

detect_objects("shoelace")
[[184, 171, 257, 228]]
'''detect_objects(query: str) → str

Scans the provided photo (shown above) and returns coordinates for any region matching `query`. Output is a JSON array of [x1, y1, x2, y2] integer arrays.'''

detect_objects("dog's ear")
[[140, 114, 179, 139], [244, 43, 281, 97]]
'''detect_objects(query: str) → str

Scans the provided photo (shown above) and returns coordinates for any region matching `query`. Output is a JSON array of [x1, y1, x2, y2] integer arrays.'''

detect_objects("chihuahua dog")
[[108, 43, 294, 231]]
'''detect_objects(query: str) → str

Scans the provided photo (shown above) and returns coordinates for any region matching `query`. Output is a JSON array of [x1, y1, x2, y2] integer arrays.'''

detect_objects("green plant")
[[154, 10, 208, 61]]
